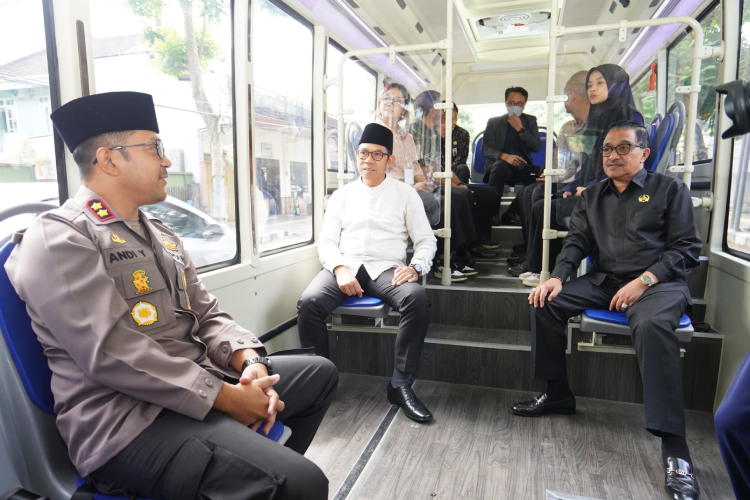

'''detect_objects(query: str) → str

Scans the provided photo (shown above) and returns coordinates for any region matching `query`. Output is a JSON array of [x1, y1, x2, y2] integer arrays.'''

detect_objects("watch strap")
[[241, 357, 273, 375]]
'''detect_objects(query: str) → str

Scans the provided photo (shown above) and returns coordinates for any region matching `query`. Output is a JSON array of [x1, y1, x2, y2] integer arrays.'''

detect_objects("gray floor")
[[306, 374, 735, 500]]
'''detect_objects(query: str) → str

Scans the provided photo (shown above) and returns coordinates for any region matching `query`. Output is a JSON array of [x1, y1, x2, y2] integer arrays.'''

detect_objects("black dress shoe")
[[469, 246, 498, 259], [501, 213, 522, 226], [664, 457, 700, 500], [507, 254, 526, 266], [387, 382, 433, 422], [511, 393, 576, 417], [512, 244, 527, 253], [507, 264, 528, 277]]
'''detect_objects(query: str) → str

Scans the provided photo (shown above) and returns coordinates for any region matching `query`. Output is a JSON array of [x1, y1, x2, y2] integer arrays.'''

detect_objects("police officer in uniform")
[[512, 121, 702, 500], [4, 91, 338, 500]]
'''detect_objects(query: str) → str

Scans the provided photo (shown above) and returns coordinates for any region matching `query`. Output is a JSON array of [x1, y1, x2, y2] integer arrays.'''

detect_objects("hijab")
[[581, 64, 643, 184]]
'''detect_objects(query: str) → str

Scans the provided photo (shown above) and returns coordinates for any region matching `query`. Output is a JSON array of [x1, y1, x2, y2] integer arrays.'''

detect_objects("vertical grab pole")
[[540, 0, 559, 283], [337, 70, 346, 189], [681, 29, 704, 190], [442, 0, 454, 286]]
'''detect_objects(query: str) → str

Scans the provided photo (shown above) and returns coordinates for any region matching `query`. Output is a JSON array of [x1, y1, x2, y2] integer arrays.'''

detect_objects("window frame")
[[722, 0, 750, 262], [665, 0, 721, 166], [254, 0, 316, 258], [631, 63, 657, 124]]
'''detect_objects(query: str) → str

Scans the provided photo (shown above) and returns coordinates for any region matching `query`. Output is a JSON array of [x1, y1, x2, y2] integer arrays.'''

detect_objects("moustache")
[[606, 161, 624, 167]]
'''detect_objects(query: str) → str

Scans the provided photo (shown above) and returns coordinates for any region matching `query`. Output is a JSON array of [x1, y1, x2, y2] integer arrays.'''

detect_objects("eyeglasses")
[[92, 141, 165, 164], [381, 96, 406, 105], [600, 144, 644, 157], [506, 101, 526, 107], [356, 150, 390, 161]]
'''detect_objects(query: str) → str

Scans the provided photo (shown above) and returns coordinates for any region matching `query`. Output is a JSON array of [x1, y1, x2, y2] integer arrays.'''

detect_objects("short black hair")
[[505, 87, 528, 101], [72, 130, 135, 179], [605, 121, 650, 148]]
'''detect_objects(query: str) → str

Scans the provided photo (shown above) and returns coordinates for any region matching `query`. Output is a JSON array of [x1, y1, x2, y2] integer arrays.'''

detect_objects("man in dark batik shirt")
[[514, 121, 702, 500]]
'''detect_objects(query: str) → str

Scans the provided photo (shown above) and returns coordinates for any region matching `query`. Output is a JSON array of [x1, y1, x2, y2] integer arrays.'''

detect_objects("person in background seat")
[[4, 92, 338, 500], [515, 121, 702, 500], [443, 102, 471, 183], [482, 86, 543, 225], [297, 122, 437, 423]]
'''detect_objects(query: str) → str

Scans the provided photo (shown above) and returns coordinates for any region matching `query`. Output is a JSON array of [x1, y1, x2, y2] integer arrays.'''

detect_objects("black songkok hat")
[[358, 122, 393, 154], [50, 92, 160, 153]]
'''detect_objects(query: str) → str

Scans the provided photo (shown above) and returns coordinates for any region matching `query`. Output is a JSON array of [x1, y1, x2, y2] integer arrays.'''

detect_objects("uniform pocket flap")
[[120, 264, 168, 299]]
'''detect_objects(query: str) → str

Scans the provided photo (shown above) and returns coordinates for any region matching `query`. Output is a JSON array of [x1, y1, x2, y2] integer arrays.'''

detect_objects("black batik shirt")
[[551, 168, 702, 299]]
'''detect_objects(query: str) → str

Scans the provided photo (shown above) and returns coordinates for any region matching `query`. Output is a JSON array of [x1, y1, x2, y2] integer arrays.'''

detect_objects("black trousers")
[[298, 266, 430, 374], [483, 160, 542, 194], [453, 163, 470, 183], [525, 196, 580, 273], [89, 355, 339, 500], [531, 275, 689, 436], [424, 187, 476, 252], [513, 182, 543, 244], [442, 185, 500, 240]]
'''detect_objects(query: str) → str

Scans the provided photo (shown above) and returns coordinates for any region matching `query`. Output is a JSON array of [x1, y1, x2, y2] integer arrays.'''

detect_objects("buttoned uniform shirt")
[[551, 168, 702, 301], [4, 186, 264, 477], [439, 125, 470, 170], [318, 176, 436, 279]]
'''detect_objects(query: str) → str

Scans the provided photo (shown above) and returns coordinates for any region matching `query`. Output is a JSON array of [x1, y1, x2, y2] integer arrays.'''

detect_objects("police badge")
[[132, 270, 153, 294]]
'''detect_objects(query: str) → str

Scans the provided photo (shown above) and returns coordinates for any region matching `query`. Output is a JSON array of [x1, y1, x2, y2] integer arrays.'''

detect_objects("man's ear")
[[387, 153, 396, 168], [94, 147, 121, 177], [640, 147, 651, 163]]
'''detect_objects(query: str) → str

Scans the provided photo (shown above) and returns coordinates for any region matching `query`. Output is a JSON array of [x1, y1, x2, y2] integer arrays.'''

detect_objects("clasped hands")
[[216, 362, 285, 435], [529, 274, 655, 312]]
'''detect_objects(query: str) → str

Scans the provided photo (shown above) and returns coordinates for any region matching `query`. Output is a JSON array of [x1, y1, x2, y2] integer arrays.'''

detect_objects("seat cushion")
[[584, 309, 691, 328], [340, 296, 383, 307]]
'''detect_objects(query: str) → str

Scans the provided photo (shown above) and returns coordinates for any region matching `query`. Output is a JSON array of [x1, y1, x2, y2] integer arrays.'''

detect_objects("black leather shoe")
[[507, 264, 528, 277], [508, 254, 526, 266], [501, 213, 522, 226], [512, 244, 527, 253], [511, 393, 576, 417], [387, 382, 433, 422], [664, 457, 700, 500], [469, 246, 498, 259]]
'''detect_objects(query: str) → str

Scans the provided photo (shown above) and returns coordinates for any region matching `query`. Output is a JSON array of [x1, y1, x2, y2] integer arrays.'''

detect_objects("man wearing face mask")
[[482, 87, 542, 225]]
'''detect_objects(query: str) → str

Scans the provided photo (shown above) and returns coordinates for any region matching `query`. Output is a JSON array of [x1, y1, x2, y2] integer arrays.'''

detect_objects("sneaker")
[[519, 271, 534, 281], [458, 264, 478, 276], [477, 238, 501, 250], [434, 266, 467, 282], [523, 274, 540, 287]]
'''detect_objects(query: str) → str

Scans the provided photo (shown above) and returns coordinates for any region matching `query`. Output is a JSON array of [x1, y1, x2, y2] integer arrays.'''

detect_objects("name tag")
[[404, 167, 415, 185]]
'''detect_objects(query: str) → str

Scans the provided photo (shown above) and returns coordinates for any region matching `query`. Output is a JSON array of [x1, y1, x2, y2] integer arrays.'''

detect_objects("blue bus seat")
[[0, 240, 288, 499], [332, 295, 392, 319], [644, 114, 674, 172], [580, 308, 694, 342], [529, 130, 556, 169], [472, 135, 486, 176]]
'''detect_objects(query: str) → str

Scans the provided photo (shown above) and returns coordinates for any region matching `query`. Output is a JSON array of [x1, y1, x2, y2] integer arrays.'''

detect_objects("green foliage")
[[457, 109, 476, 140], [124, 0, 165, 22], [145, 26, 218, 78]]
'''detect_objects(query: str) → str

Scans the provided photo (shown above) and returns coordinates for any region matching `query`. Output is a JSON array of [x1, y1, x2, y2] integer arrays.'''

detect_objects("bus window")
[[252, 0, 314, 255], [667, 3, 722, 164], [90, 0, 238, 270], [0, 0, 61, 241], [632, 67, 657, 125], [725, 0, 750, 258], [326, 41, 378, 176]]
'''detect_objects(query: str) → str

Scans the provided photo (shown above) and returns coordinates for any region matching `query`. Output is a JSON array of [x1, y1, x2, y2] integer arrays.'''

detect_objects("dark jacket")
[[482, 113, 542, 165]]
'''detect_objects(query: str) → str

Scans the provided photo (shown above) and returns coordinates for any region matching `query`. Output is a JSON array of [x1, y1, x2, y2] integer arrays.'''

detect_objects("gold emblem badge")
[[453, 140, 458, 145], [639, 194, 650, 203], [131, 301, 158, 326], [111, 232, 126, 244], [162, 238, 178, 251], [86, 198, 115, 221], [132, 270, 153, 294], [91, 202, 103, 210]]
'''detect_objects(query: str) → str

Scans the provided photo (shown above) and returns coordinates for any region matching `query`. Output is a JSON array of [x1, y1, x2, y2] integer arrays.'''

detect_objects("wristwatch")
[[412, 264, 422, 275], [241, 357, 273, 375], [639, 274, 655, 287], [518, 127, 526, 135]]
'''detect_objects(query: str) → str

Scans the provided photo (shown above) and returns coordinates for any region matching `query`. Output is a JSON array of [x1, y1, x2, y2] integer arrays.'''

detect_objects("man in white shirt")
[[297, 123, 437, 422]]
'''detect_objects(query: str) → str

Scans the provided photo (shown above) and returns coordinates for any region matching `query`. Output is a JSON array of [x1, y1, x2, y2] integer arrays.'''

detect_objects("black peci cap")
[[50, 92, 159, 152], [358, 122, 393, 154]]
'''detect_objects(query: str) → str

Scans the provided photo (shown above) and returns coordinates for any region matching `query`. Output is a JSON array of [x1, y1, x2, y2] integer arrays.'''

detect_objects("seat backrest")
[[528, 130, 556, 168], [472, 136, 486, 174], [650, 113, 663, 134], [644, 114, 674, 172], [0, 241, 55, 414]]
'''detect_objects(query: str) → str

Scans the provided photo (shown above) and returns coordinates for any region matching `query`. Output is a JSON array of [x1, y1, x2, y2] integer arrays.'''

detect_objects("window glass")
[[252, 0, 313, 254], [90, 0, 237, 269], [325, 42, 377, 175], [667, 4, 722, 164], [0, 0, 61, 241], [632, 67, 657, 125], [726, 0, 750, 257]]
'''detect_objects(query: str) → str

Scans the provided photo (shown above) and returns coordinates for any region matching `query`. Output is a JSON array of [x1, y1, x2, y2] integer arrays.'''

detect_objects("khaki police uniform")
[[5, 186, 337, 500]]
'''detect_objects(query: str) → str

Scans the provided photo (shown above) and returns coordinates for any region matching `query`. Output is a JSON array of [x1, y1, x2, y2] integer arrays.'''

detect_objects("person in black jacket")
[[514, 121, 702, 500], [482, 87, 542, 224]]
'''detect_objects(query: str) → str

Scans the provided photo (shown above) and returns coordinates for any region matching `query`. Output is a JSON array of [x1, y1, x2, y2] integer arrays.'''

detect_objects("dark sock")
[[391, 367, 412, 388], [546, 378, 572, 402], [662, 433, 692, 466]]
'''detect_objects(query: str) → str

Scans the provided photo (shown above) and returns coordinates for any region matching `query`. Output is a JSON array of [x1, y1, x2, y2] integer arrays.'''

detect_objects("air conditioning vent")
[[618, 48, 626, 55], [345, 0, 359, 8], [396, 0, 406, 10], [472, 10, 551, 41], [373, 26, 386, 36], [632, 27, 640, 34], [415, 22, 423, 34], [649, 0, 661, 7], [609, 1, 617, 13], [591, 46, 596, 54]]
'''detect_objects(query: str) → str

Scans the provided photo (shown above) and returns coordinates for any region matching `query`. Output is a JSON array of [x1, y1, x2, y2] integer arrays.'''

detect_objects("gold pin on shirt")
[[639, 194, 650, 203], [111, 232, 126, 244]]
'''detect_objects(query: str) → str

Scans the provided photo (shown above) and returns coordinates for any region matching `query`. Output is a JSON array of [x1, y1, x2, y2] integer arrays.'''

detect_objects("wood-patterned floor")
[[306, 374, 735, 500]]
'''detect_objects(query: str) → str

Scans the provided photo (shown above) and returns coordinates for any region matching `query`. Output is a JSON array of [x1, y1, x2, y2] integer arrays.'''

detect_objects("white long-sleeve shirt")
[[319, 175, 436, 279]]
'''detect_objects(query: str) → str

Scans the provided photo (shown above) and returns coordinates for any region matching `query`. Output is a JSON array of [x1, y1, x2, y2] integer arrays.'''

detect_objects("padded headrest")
[[644, 114, 674, 172], [0, 241, 55, 414]]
